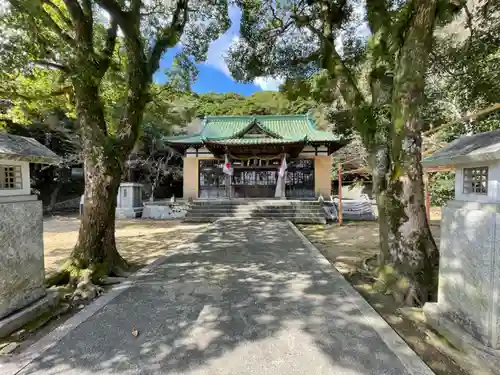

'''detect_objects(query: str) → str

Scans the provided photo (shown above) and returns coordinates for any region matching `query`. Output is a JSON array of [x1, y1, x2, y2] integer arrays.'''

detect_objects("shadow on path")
[[19, 220, 421, 375]]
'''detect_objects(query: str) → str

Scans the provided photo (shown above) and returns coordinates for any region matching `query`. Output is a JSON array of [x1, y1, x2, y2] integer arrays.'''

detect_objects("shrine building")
[[164, 114, 345, 199]]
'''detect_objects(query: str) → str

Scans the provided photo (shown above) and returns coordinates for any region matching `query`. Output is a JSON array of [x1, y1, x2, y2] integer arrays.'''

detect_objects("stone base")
[[0, 199, 45, 320], [424, 302, 500, 374], [437, 200, 500, 348], [115, 207, 143, 219], [0, 291, 59, 338], [142, 204, 187, 220]]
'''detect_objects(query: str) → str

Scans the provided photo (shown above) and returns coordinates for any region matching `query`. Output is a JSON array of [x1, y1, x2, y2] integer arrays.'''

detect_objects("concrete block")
[[142, 203, 187, 220], [437, 201, 500, 348], [0, 200, 45, 320], [0, 291, 59, 338]]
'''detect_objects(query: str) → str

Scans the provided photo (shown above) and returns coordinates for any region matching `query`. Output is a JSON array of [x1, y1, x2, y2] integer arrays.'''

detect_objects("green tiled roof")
[[164, 114, 339, 146], [206, 137, 305, 145]]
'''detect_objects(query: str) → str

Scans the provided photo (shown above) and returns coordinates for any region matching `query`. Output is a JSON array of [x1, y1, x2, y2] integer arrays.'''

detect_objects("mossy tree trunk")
[[387, 0, 440, 305], [46, 2, 186, 284], [67, 63, 149, 278]]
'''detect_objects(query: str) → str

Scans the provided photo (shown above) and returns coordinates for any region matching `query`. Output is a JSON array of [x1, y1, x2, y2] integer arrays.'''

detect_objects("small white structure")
[[142, 200, 188, 219], [422, 129, 500, 359], [115, 182, 144, 218], [0, 133, 60, 337]]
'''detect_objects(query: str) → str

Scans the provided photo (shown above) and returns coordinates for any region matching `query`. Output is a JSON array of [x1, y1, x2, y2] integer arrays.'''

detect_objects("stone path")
[[3, 220, 434, 375]]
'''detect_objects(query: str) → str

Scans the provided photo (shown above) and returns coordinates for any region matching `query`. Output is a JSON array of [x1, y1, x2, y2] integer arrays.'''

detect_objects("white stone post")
[[115, 182, 144, 218]]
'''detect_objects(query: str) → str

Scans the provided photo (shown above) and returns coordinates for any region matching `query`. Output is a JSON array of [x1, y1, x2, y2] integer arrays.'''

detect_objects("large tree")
[[229, 0, 461, 304], [0, 0, 229, 285]]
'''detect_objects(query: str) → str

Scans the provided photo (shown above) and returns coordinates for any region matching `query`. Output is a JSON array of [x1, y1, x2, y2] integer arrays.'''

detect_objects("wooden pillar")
[[338, 165, 343, 225], [424, 172, 430, 220]]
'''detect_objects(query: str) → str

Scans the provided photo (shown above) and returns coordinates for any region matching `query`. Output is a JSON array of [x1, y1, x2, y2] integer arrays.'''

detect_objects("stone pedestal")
[[0, 196, 57, 337], [116, 182, 143, 219], [424, 200, 500, 349], [142, 201, 188, 219]]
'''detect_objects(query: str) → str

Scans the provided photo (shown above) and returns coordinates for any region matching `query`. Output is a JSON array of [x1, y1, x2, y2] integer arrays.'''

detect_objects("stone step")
[[185, 208, 323, 214], [186, 211, 325, 217], [188, 205, 323, 210], [185, 213, 326, 220], [187, 204, 323, 209], [184, 212, 325, 217], [190, 200, 321, 205], [183, 216, 326, 224], [184, 199, 326, 224]]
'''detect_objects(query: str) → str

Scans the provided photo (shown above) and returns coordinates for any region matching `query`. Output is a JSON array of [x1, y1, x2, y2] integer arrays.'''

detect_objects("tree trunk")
[[370, 142, 392, 266], [72, 158, 127, 274], [69, 81, 128, 277], [388, 0, 440, 305], [386, 137, 439, 305]]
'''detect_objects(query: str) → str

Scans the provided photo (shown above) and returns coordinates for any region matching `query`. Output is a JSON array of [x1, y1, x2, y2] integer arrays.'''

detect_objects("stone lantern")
[[0, 133, 61, 337], [422, 129, 500, 355]]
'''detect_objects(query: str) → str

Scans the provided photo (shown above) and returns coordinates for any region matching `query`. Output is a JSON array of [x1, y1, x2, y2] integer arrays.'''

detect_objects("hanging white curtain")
[[274, 155, 287, 198]]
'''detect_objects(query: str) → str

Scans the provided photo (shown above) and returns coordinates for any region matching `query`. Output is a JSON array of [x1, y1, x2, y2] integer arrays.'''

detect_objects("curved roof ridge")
[[205, 114, 308, 119]]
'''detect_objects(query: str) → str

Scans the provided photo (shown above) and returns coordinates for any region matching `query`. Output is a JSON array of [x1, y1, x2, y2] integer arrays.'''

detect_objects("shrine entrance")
[[198, 158, 315, 199], [232, 158, 280, 198]]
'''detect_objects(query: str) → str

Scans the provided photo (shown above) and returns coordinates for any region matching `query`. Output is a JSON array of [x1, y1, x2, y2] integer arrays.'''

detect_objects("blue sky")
[[153, 45, 266, 96], [153, 7, 283, 96], [153, 6, 369, 96]]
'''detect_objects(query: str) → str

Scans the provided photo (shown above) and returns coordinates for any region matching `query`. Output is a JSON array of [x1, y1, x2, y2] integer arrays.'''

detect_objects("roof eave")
[[422, 149, 500, 168], [0, 152, 61, 165]]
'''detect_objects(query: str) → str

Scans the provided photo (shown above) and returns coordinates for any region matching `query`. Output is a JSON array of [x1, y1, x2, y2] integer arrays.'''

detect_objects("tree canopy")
[[0, 0, 233, 289]]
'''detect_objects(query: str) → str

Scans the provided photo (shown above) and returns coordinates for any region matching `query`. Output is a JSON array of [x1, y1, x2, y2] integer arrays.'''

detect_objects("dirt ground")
[[299, 208, 474, 375], [43, 215, 207, 275], [0, 216, 208, 354]]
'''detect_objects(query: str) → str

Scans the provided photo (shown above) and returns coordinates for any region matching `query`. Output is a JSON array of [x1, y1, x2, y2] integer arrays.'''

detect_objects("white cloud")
[[203, 6, 241, 76], [202, 7, 282, 91], [253, 77, 284, 91]]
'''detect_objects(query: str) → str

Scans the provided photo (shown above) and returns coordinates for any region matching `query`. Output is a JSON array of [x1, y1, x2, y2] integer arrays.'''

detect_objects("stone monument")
[[422, 129, 500, 361], [115, 182, 144, 218], [0, 133, 60, 337]]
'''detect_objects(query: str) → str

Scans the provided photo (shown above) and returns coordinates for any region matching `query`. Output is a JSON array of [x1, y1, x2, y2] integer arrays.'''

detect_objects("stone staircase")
[[184, 200, 326, 224]]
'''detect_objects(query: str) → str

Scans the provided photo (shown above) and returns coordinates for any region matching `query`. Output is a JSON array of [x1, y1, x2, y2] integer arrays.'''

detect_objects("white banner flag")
[[278, 154, 287, 178], [222, 154, 233, 176], [275, 155, 287, 198]]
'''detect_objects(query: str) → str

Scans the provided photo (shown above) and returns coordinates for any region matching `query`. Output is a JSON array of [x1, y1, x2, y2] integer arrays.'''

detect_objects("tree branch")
[[42, 0, 73, 28], [61, 0, 85, 24], [463, 3, 474, 41], [366, 0, 390, 34], [303, 22, 365, 107], [40, 8, 76, 45], [62, 0, 93, 45], [423, 103, 500, 137], [0, 86, 73, 101], [81, 0, 92, 16], [33, 60, 70, 73], [148, 0, 189, 75], [7, 0, 78, 47], [95, 0, 133, 39], [99, 19, 118, 72]]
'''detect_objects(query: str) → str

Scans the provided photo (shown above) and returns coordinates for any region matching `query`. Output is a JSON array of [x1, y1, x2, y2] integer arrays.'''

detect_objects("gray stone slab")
[[438, 201, 500, 348], [0, 200, 45, 320], [115, 207, 143, 219], [4, 220, 434, 375], [142, 204, 187, 220]]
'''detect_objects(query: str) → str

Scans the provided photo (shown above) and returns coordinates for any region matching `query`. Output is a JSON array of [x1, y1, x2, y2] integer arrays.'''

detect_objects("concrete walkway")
[[4, 220, 434, 375]]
